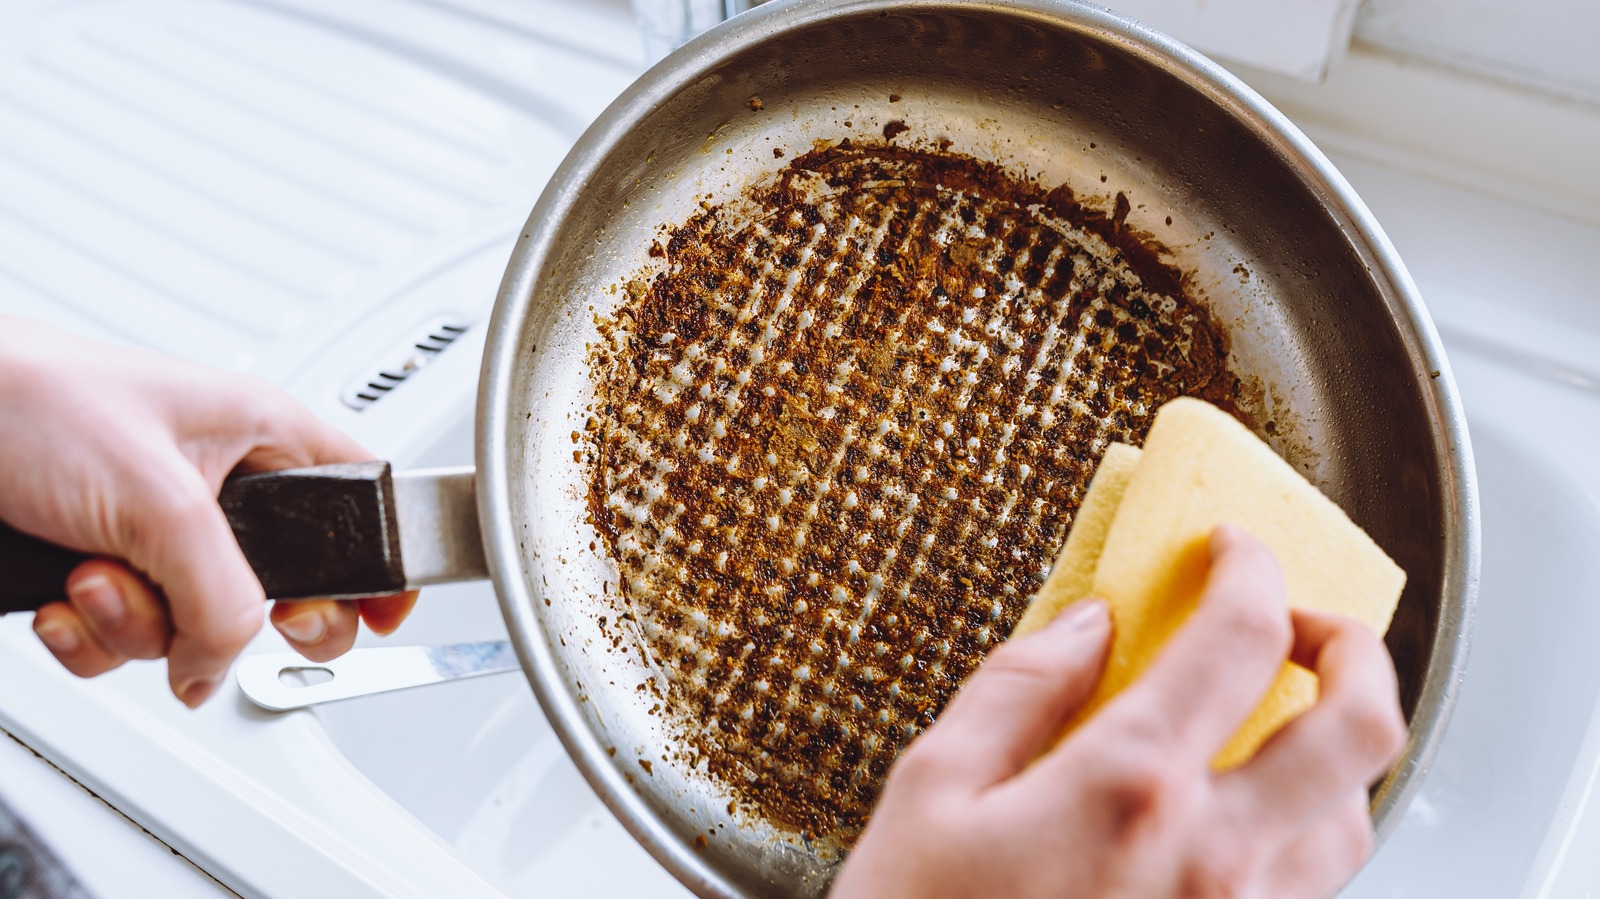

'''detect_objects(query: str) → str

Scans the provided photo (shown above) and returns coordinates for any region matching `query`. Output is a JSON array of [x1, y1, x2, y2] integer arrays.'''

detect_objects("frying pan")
[[0, 1, 1478, 896]]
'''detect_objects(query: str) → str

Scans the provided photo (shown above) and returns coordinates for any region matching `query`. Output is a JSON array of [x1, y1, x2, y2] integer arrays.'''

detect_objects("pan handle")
[[0, 461, 418, 614]]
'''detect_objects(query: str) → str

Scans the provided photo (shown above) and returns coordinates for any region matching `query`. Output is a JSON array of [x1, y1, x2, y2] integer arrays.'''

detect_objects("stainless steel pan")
[[0, 2, 1478, 896]]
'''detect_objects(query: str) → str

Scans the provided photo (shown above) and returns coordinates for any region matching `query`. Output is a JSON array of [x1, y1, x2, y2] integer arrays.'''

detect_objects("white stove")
[[1, 1, 1597, 897]]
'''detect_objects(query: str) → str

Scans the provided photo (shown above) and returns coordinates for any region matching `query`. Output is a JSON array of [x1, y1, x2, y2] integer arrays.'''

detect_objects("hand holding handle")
[[0, 461, 407, 614]]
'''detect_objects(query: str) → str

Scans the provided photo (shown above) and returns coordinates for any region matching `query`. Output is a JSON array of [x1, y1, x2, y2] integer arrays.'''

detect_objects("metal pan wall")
[[480, 1, 1479, 895]]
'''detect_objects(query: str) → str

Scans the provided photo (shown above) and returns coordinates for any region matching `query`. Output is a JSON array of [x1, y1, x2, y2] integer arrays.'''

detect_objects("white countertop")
[[0, 731, 222, 898]]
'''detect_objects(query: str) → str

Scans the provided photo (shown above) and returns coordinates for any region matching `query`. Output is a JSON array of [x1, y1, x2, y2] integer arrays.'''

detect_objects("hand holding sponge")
[[1012, 398, 1406, 768]]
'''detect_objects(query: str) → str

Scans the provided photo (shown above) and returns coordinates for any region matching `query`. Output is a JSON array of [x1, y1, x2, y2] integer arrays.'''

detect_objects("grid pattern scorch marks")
[[585, 145, 1231, 842]]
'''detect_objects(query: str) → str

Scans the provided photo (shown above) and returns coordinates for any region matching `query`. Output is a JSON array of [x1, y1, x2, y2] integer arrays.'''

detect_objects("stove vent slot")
[[341, 318, 469, 411]]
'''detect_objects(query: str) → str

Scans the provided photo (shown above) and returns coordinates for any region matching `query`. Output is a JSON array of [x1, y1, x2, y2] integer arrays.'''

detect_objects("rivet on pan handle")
[[0, 461, 488, 614]]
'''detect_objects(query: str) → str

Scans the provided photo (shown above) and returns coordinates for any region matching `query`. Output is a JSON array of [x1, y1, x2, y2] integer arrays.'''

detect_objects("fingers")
[[131, 472, 267, 707], [6, 328, 405, 704], [271, 599, 360, 663], [1212, 609, 1406, 839], [33, 560, 174, 677], [34, 603, 124, 678], [271, 591, 418, 662], [1257, 790, 1376, 899], [1109, 525, 1292, 764], [895, 600, 1112, 791], [67, 560, 173, 660], [244, 390, 422, 656], [359, 591, 420, 636]]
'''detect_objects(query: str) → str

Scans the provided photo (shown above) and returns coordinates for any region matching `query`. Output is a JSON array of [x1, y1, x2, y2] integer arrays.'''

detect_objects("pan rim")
[[477, 0, 1481, 895]]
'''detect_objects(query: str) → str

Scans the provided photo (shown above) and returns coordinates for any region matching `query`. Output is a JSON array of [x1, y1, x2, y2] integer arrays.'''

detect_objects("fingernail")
[[71, 573, 125, 628], [1051, 599, 1109, 632], [1210, 523, 1246, 553], [34, 618, 81, 655], [180, 678, 217, 709], [278, 611, 328, 645]]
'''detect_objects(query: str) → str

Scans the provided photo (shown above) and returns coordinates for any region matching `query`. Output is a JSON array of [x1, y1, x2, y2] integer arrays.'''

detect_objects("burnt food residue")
[[585, 141, 1236, 844]]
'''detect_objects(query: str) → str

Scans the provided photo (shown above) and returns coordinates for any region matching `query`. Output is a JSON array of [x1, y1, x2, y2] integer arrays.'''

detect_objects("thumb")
[[904, 600, 1112, 790]]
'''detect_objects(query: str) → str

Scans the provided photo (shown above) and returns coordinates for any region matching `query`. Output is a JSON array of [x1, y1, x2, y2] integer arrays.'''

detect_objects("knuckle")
[[99, 614, 173, 661], [983, 640, 1073, 685], [1322, 670, 1407, 769], [1238, 531, 1283, 576], [241, 376, 331, 450], [172, 578, 264, 656], [1220, 601, 1292, 661], [1090, 741, 1189, 835], [1216, 528, 1284, 586], [1181, 848, 1258, 899], [288, 640, 346, 665], [242, 378, 297, 434], [136, 474, 217, 534], [63, 656, 124, 679], [200, 601, 265, 649], [181, 622, 259, 669], [1351, 823, 1377, 869], [1288, 801, 1377, 889], [1345, 695, 1409, 768], [1340, 806, 1376, 867], [887, 735, 963, 790], [1247, 539, 1284, 583], [125, 638, 171, 662]]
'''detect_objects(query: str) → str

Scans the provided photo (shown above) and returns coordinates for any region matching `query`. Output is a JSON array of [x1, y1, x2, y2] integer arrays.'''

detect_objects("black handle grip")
[[0, 461, 407, 614], [0, 522, 85, 614]]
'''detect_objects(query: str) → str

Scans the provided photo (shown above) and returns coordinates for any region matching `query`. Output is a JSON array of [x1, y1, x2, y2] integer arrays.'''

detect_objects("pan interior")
[[583, 138, 1249, 846], [497, 3, 1453, 896]]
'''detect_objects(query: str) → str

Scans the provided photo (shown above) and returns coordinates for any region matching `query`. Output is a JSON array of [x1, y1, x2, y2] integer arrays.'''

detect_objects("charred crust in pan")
[[585, 141, 1239, 845]]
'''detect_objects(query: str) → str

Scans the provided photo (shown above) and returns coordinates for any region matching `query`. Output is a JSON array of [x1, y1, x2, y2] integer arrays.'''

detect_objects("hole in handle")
[[277, 666, 335, 688]]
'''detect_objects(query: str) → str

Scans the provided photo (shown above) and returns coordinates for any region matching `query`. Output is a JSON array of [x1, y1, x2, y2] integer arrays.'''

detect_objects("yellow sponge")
[[1016, 397, 1405, 768]]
